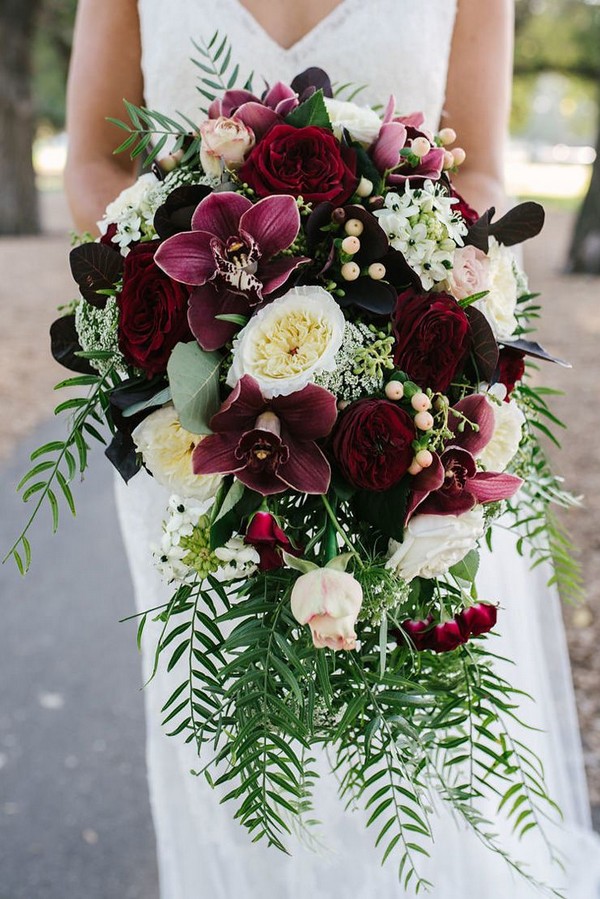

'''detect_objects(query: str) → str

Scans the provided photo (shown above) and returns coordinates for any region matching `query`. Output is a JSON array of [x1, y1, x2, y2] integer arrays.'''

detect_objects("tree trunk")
[[0, 2, 41, 235], [567, 106, 600, 274]]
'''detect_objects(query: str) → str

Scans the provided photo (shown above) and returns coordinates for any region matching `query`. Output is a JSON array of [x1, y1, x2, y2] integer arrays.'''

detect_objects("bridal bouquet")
[[7, 36, 578, 893]]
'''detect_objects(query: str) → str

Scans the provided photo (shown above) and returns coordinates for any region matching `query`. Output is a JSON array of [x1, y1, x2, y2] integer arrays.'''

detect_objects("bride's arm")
[[441, 0, 514, 215], [64, 0, 144, 233]]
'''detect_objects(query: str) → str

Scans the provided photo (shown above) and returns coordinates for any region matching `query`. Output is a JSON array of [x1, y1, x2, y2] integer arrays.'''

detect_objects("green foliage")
[[285, 90, 332, 130], [167, 341, 223, 435], [3, 367, 118, 573], [191, 31, 253, 111], [107, 100, 202, 169]]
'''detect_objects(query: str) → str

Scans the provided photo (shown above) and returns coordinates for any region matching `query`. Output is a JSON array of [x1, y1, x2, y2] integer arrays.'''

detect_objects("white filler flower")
[[324, 97, 382, 146], [473, 237, 519, 341], [478, 398, 526, 472], [386, 508, 485, 581], [132, 405, 222, 503], [227, 286, 345, 398], [374, 180, 467, 290]]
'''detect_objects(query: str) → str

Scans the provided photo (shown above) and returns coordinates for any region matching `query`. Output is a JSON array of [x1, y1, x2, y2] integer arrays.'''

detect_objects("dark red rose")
[[396, 617, 466, 652], [244, 511, 299, 571], [393, 289, 471, 393], [457, 603, 497, 638], [450, 187, 480, 226], [396, 616, 435, 651], [497, 347, 525, 400], [237, 124, 358, 205], [332, 399, 414, 491], [117, 242, 191, 377]]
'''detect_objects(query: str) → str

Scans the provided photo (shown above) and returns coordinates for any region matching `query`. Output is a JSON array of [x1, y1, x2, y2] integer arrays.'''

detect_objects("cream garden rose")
[[227, 286, 345, 398], [324, 97, 383, 146], [199, 115, 256, 178], [386, 508, 485, 581], [132, 405, 222, 503], [473, 237, 520, 341], [478, 398, 526, 473], [290, 567, 363, 651]]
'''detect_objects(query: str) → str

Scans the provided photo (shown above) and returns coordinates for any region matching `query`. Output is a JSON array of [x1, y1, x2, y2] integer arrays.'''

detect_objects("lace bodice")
[[138, 0, 457, 130]]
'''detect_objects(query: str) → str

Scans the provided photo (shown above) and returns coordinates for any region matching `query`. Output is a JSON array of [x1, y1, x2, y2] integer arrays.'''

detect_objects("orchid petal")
[[416, 491, 477, 517], [259, 255, 310, 295], [264, 81, 297, 109], [235, 468, 288, 496], [209, 375, 266, 434], [468, 472, 523, 504], [154, 230, 216, 285], [277, 442, 331, 494], [188, 284, 246, 352], [405, 454, 445, 520], [192, 434, 244, 476], [272, 385, 338, 440], [236, 102, 281, 140], [382, 94, 396, 125], [211, 89, 259, 118], [395, 112, 426, 129], [239, 194, 300, 258], [449, 395, 495, 454], [372, 122, 407, 172], [191, 192, 252, 239]]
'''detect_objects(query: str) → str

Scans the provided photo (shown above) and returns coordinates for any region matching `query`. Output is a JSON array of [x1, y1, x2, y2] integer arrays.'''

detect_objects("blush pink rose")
[[199, 116, 256, 178], [446, 245, 490, 301], [290, 568, 363, 651]]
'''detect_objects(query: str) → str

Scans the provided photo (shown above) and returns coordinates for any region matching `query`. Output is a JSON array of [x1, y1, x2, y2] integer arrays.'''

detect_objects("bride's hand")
[[441, 0, 514, 216], [64, 0, 143, 233]]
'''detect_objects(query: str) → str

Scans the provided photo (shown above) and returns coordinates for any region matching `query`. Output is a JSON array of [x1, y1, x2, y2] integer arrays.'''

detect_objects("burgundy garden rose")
[[192, 375, 337, 495], [237, 124, 359, 205], [117, 241, 191, 377], [497, 347, 526, 400], [457, 602, 498, 638], [244, 511, 299, 571], [393, 289, 471, 393], [332, 399, 415, 491]]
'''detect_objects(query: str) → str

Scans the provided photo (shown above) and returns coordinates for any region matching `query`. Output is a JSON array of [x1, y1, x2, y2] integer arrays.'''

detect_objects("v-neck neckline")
[[227, 0, 351, 55]]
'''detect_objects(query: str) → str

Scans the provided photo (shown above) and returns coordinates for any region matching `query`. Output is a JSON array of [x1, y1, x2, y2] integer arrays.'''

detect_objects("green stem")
[[320, 495, 364, 567]]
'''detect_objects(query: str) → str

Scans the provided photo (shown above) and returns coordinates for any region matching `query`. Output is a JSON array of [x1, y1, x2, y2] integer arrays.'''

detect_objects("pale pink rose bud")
[[291, 568, 363, 651], [199, 116, 256, 178], [446, 245, 491, 301]]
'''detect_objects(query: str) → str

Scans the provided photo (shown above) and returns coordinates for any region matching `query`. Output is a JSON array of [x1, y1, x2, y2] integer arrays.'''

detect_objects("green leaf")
[[167, 341, 222, 434], [449, 549, 480, 583], [286, 89, 332, 130], [214, 314, 249, 327], [122, 386, 172, 418]]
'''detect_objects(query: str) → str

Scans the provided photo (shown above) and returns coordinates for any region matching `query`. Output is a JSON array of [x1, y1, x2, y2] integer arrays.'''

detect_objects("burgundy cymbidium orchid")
[[154, 192, 309, 351], [208, 82, 299, 140], [407, 394, 522, 519], [192, 375, 338, 495], [371, 96, 445, 185]]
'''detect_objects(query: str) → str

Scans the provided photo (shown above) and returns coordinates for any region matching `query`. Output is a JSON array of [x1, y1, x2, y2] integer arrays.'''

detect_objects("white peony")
[[473, 237, 519, 341], [132, 405, 222, 503], [227, 286, 345, 398], [324, 97, 382, 146], [386, 508, 485, 581], [478, 398, 525, 472]]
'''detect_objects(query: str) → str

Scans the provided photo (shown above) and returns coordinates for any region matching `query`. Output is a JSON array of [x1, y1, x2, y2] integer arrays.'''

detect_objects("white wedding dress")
[[114, 1, 600, 896]]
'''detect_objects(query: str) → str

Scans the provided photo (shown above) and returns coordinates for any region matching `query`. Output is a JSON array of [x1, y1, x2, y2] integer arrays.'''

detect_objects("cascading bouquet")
[[6, 35, 581, 893]]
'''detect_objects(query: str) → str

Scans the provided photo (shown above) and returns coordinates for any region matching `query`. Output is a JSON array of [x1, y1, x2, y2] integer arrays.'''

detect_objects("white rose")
[[199, 116, 255, 178], [386, 509, 485, 581], [290, 567, 363, 651], [99, 173, 160, 234], [445, 244, 490, 300], [227, 286, 345, 398], [473, 237, 519, 341], [478, 398, 525, 472], [132, 405, 222, 503], [324, 98, 382, 146]]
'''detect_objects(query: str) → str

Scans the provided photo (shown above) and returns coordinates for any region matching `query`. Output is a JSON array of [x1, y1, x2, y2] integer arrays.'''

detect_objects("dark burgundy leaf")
[[336, 279, 397, 315], [489, 201, 545, 246], [105, 431, 141, 482], [290, 67, 333, 100], [467, 306, 499, 381], [69, 242, 124, 307], [306, 202, 334, 251], [153, 184, 212, 239], [464, 208, 495, 253], [501, 338, 570, 368], [49, 315, 96, 375], [109, 375, 168, 412]]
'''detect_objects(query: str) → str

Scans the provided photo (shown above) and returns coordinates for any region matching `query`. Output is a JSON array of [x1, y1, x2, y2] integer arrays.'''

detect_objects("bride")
[[64, 1, 600, 896]]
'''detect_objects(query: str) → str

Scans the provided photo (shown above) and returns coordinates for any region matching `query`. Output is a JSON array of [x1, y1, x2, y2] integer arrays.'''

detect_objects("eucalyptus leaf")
[[449, 549, 480, 583], [167, 342, 222, 434]]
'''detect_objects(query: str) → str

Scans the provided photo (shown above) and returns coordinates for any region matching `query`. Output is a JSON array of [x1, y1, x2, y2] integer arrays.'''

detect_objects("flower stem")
[[321, 495, 364, 568]]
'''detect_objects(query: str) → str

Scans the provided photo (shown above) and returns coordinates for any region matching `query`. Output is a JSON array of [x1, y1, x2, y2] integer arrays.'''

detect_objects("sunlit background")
[[0, 1, 598, 895]]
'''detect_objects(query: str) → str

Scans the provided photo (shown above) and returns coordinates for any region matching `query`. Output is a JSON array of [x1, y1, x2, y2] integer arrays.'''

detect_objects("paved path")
[[0, 419, 159, 899]]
